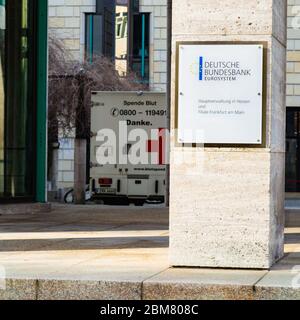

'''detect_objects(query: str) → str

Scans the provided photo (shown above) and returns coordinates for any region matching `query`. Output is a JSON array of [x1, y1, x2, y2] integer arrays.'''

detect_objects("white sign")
[[177, 44, 264, 145]]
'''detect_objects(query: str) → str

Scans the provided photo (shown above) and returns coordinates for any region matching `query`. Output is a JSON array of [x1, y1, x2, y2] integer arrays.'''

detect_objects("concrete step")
[[1, 269, 300, 300]]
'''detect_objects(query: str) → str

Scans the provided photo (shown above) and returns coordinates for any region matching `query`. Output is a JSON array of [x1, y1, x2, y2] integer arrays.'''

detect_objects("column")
[[170, 0, 287, 269]]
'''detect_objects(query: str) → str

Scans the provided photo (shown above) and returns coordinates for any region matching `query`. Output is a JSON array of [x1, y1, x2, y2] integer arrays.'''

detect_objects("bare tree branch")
[[48, 34, 146, 141]]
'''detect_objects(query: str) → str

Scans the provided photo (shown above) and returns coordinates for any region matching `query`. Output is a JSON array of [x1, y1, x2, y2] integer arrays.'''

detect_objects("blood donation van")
[[90, 91, 167, 206]]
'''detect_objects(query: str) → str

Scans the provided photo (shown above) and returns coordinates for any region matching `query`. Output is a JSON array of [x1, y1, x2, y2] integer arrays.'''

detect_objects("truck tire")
[[133, 200, 145, 207]]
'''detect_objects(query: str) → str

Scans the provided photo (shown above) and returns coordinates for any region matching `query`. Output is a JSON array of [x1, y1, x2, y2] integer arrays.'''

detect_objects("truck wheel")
[[133, 200, 145, 207], [64, 189, 74, 204]]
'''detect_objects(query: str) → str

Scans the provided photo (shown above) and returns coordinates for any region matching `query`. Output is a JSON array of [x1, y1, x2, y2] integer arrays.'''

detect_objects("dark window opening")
[[85, 14, 104, 62], [130, 13, 150, 85], [286, 108, 300, 193], [85, 1, 116, 62]]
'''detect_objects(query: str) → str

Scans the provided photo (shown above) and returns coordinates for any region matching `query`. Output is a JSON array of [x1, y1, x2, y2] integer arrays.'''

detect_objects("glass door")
[[0, 0, 36, 202]]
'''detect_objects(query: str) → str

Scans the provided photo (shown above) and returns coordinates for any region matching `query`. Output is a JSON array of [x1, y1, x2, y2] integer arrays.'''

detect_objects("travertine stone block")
[[170, 0, 287, 269]]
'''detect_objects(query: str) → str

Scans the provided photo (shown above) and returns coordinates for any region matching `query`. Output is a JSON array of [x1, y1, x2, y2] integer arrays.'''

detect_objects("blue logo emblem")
[[199, 56, 203, 81]]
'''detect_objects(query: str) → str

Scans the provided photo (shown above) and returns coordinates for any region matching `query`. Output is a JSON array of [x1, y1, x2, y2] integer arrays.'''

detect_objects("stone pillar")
[[170, 0, 287, 269], [74, 139, 87, 205]]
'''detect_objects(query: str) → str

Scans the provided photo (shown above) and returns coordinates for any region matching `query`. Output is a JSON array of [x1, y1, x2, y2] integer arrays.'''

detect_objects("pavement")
[[0, 204, 299, 300]]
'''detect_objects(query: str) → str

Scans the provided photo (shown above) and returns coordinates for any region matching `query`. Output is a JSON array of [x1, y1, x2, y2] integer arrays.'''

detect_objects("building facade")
[[286, 0, 300, 194], [0, 0, 48, 203], [48, 0, 168, 190], [47, 1, 300, 197], [48, 0, 167, 91]]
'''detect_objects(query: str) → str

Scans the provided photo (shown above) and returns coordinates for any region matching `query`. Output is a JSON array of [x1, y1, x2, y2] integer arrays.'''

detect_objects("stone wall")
[[48, 0, 95, 61], [287, 0, 300, 107]]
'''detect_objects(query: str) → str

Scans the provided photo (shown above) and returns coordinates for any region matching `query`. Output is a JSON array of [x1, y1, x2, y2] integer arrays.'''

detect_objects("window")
[[130, 13, 150, 84], [0, 0, 37, 201], [84, 1, 150, 84], [85, 14, 104, 62], [85, 2, 116, 62], [286, 108, 300, 192]]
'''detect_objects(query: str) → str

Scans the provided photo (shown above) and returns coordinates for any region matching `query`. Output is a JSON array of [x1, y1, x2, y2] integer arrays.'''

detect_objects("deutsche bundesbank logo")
[[193, 56, 252, 82]]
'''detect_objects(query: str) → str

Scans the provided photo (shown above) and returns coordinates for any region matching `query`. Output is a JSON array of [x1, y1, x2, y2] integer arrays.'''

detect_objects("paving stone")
[[143, 268, 267, 300], [37, 280, 142, 300], [0, 279, 37, 300]]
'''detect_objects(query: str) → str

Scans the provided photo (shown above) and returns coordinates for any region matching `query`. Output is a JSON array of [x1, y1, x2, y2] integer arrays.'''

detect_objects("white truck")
[[90, 91, 167, 206]]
